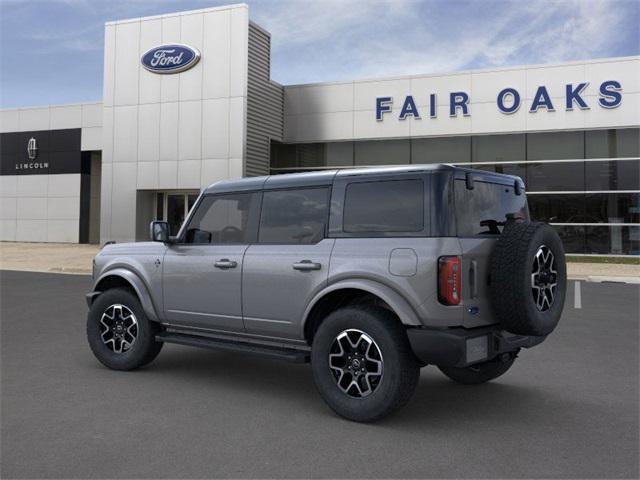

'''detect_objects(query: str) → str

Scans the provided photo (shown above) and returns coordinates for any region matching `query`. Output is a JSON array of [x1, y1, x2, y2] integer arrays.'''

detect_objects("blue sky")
[[1, 0, 638, 108]]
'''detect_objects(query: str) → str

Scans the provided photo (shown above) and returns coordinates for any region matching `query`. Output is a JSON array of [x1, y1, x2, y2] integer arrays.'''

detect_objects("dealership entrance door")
[[155, 191, 200, 237]]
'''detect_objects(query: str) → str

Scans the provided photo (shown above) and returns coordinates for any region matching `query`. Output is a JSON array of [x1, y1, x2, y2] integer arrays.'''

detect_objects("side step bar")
[[156, 332, 310, 363]]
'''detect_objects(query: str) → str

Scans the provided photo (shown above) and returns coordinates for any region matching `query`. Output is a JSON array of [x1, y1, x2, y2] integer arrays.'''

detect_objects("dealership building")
[[0, 3, 638, 254]]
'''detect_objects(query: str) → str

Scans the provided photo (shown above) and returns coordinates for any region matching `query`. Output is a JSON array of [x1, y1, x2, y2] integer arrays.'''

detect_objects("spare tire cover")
[[490, 221, 567, 336]]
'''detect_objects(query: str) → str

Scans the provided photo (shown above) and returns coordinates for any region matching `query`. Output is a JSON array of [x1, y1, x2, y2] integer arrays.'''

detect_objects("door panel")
[[162, 244, 247, 332], [242, 239, 335, 338]]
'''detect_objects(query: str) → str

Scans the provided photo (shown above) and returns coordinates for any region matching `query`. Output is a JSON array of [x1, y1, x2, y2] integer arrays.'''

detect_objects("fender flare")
[[93, 268, 160, 322], [302, 278, 422, 333]]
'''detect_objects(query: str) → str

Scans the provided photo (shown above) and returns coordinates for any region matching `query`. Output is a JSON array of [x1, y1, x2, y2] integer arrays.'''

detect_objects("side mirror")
[[150, 221, 170, 243]]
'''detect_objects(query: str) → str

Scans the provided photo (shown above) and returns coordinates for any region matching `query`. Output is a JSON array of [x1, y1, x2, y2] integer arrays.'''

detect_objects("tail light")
[[438, 256, 461, 305]]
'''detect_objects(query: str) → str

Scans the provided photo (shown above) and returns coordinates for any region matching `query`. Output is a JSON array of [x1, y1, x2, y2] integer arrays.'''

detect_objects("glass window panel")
[[325, 142, 354, 166], [527, 131, 584, 160], [472, 134, 525, 163], [585, 159, 640, 190], [155, 193, 163, 221], [354, 140, 410, 165], [553, 226, 586, 254], [455, 180, 529, 236], [585, 226, 640, 255], [526, 161, 585, 191], [472, 163, 527, 184], [184, 193, 257, 244], [259, 188, 329, 244], [528, 194, 585, 223], [585, 128, 640, 158], [585, 193, 640, 224], [166, 194, 185, 236], [411, 136, 471, 164], [296, 144, 325, 168], [270, 142, 297, 169], [187, 194, 198, 211], [343, 180, 424, 233]]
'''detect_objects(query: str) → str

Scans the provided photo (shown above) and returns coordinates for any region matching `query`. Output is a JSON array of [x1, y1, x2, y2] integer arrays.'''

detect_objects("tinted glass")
[[455, 180, 529, 236], [586, 226, 640, 255], [528, 194, 585, 223], [270, 142, 354, 169], [343, 179, 424, 233], [412, 136, 471, 164], [354, 140, 410, 165], [585, 159, 640, 190], [472, 163, 526, 184], [166, 194, 185, 236], [585, 128, 640, 159], [472, 134, 525, 163], [553, 225, 586, 254], [184, 193, 257, 244], [526, 161, 585, 191], [259, 188, 329, 244], [527, 131, 584, 160], [585, 193, 640, 224]]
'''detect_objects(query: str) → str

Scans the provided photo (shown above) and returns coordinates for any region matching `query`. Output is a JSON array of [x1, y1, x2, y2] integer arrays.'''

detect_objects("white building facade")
[[1, 4, 638, 254]]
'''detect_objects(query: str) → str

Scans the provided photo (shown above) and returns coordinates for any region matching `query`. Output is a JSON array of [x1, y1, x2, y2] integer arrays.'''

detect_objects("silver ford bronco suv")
[[87, 165, 566, 422]]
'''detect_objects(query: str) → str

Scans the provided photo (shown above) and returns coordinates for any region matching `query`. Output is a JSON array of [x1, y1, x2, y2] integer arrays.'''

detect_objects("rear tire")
[[311, 306, 420, 422], [438, 352, 517, 385], [87, 288, 163, 371]]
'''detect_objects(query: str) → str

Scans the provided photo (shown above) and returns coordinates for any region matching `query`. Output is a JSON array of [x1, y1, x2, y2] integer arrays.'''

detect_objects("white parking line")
[[574, 281, 582, 309]]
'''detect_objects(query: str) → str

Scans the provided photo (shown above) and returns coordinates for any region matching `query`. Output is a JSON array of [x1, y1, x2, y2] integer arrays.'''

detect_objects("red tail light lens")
[[438, 256, 461, 305]]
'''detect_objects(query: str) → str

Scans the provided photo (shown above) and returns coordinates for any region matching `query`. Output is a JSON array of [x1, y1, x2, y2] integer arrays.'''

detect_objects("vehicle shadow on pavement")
[[131, 344, 566, 428]]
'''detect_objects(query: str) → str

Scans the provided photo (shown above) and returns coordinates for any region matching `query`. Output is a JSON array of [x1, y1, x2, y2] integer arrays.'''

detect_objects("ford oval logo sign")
[[141, 44, 201, 74]]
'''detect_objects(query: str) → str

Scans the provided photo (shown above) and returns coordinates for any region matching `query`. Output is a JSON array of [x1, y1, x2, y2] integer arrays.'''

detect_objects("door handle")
[[293, 260, 322, 271], [214, 259, 237, 269]]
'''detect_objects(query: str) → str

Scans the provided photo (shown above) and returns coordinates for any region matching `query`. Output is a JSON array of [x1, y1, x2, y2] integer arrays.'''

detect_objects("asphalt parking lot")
[[1, 270, 638, 479]]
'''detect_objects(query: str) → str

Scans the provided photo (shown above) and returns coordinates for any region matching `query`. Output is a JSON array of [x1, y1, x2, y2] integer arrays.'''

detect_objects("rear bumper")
[[407, 325, 546, 368]]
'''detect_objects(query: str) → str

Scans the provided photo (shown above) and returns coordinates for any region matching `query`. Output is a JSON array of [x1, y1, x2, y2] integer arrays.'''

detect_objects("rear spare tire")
[[490, 221, 566, 336]]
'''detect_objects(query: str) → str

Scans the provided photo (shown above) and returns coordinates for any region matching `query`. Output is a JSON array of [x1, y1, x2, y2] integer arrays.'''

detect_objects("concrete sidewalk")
[[1, 241, 639, 282]]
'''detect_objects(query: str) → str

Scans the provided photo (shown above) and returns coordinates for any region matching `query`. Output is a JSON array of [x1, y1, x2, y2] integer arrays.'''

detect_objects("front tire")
[[438, 352, 517, 385], [311, 306, 420, 422], [87, 288, 163, 371]]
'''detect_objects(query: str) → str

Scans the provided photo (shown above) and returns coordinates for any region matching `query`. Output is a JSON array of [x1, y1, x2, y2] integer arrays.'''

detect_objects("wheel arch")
[[302, 279, 421, 344], [91, 269, 160, 322]]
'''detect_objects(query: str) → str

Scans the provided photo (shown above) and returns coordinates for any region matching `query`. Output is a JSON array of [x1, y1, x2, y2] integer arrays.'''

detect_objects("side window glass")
[[183, 193, 257, 244], [343, 179, 424, 233], [259, 188, 329, 244]]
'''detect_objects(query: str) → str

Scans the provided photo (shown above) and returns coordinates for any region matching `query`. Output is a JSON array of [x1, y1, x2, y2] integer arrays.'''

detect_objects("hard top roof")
[[203, 163, 521, 194]]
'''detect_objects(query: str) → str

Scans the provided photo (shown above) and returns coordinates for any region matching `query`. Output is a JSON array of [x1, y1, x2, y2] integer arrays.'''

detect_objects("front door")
[[242, 187, 333, 339], [162, 192, 260, 332]]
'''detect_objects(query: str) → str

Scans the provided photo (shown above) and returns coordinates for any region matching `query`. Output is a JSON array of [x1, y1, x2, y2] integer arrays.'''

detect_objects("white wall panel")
[[586, 59, 640, 94], [137, 161, 158, 189], [472, 69, 526, 104], [411, 74, 471, 108], [354, 78, 411, 112], [81, 126, 102, 151], [201, 158, 228, 186], [178, 101, 202, 160], [50, 105, 82, 130], [179, 14, 204, 102], [228, 96, 245, 158], [0, 176, 18, 197], [202, 9, 231, 99], [18, 108, 49, 131], [0, 220, 17, 241], [159, 102, 179, 161], [525, 64, 585, 101], [202, 98, 230, 159], [160, 16, 181, 103], [0, 109, 19, 133], [17, 175, 48, 197], [229, 7, 248, 98], [47, 197, 80, 220], [138, 18, 162, 105], [286, 83, 353, 115], [114, 21, 141, 106], [113, 106, 138, 162], [137, 103, 161, 161], [158, 161, 178, 189], [81, 103, 103, 128], [16, 220, 47, 242], [47, 220, 79, 243], [0, 196, 17, 219], [48, 174, 80, 197], [177, 159, 201, 188]]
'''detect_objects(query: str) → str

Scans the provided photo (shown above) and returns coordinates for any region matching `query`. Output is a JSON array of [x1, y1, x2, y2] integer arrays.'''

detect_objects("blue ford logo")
[[141, 44, 200, 74]]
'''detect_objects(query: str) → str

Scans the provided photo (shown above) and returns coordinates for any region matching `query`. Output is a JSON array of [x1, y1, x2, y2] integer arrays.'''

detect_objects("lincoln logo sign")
[[141, 44, 201, 74], [376, 80, 622, 120]]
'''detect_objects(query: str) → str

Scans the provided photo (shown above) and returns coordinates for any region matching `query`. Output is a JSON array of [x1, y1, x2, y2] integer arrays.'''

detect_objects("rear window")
[[343, 179, 424, 233], [455, 180, 529, 236]]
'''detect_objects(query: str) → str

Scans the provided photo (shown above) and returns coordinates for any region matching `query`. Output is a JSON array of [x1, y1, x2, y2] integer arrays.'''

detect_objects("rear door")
[[454, 176, 529, 328], [242, 186, 333, 339]]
